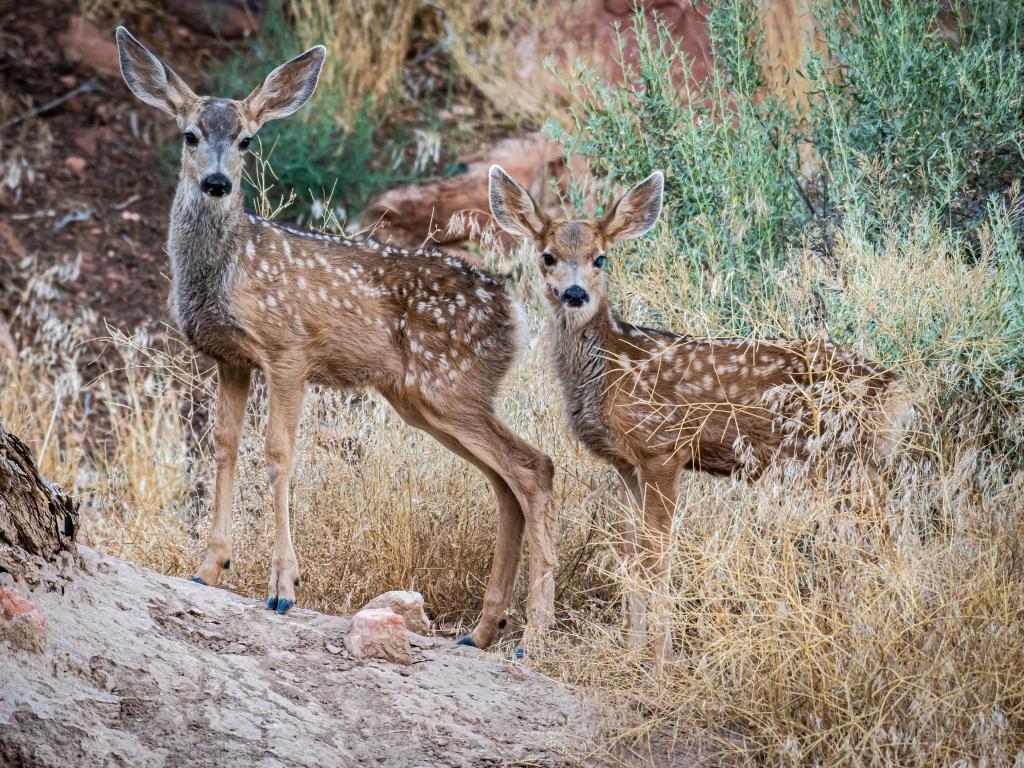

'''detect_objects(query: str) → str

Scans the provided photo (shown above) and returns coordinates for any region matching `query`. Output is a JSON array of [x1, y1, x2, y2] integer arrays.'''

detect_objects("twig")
[[112, 193, 143, 211], [54, 208, 94, 232], [1, 80, 103, 131]]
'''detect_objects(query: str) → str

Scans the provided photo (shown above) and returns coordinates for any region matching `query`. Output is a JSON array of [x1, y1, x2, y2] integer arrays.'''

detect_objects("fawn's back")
[[201, 215, 523, 405], [570, 316, 905, 477]]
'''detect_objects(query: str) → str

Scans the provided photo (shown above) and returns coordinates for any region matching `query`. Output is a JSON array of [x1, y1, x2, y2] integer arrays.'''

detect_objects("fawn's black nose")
[[561, 285, 589, 308], [201, 173, 232, 198]]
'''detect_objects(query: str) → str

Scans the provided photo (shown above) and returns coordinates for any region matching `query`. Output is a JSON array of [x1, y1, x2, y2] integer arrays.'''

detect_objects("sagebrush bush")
[[532, 2, 1024, 764]]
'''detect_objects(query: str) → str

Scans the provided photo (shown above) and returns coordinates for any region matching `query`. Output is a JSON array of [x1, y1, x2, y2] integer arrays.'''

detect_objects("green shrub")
[[208, 4, 431, 221], [553, 0, 1024, 424]]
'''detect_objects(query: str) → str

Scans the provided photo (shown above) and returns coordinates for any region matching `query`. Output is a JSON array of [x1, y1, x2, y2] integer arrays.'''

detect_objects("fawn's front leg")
[[264, 377, 305, 614], [194, 363, 251, 586], [613, 464, 648, 651], [636, 467, 679, 670]]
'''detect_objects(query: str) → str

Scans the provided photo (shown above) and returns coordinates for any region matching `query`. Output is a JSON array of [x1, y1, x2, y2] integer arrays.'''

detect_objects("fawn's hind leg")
[[194, 363, 251, 587], [387, 397, 527, 650], [445, 412, 557, 651]]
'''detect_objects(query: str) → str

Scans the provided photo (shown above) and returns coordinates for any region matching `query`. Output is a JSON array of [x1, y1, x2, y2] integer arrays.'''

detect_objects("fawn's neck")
[[166, 179, 249, 353], [549, 300, 619, 452]]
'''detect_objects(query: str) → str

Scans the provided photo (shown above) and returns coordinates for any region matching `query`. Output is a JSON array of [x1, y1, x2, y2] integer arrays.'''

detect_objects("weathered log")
[[0, 422, 78, 572]]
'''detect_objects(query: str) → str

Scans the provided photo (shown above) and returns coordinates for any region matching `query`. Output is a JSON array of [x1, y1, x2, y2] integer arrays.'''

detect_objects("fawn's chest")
[[166, 197, 253, 366], [550, 321, 620, 461]]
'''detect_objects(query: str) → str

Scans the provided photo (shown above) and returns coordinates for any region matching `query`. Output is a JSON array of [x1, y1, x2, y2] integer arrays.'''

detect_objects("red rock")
[[167, 0, 263, 39], [345, 608, 411, 665], [64, 155, 87, 174], [58, 16, 121, 78], [0, 589, 47, 652], [361, 133, 583, 249], [361, 591, 431, 635]]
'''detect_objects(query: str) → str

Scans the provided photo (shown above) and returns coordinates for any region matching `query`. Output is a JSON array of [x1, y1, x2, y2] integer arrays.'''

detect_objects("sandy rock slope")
[[0, 547, 588, 767]]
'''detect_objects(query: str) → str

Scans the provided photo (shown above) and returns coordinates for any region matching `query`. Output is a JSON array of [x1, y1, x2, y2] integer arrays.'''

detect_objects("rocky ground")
[[0, 547, 590, 767]]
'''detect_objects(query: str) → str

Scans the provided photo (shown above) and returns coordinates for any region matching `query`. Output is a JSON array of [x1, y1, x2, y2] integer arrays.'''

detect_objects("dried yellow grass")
[[3, 190, 1022, 768]]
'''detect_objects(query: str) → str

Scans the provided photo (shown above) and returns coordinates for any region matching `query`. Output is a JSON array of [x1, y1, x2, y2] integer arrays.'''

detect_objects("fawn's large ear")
[[116, 27, 198, 121], [488, 165, 548, 241], [601, 171, 664, 243], [244, 46, 326, 129]]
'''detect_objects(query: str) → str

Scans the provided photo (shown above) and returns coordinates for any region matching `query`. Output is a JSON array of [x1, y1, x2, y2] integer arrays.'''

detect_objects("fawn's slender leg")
[[194, 363, 251, 586], [613, 463, 647, 650], [636, 466, 679, 669], [442, 412, 557, 649], [388, 397, 526, 649], [264, 376, 305, 613]]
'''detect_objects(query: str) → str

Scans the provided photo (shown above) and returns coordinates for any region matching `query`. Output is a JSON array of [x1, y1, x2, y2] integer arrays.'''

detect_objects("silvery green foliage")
[[553, 0, 1024, 464]]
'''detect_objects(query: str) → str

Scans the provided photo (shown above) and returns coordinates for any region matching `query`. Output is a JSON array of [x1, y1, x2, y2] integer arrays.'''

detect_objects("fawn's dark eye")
[[542, 252, 556, 267], [238, 137, 251, 151], [594, 255, 606, 268], [184, 131, 198, 147]]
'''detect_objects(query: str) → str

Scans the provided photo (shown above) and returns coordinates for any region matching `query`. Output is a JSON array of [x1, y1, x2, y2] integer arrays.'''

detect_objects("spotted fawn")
[[116, 28, 557, 651], [489, 165, 910, 666]]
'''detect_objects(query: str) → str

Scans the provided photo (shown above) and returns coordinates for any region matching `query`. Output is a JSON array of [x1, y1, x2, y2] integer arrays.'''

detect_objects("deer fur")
[[489, 165, 910, 666], [116, 28, 556, 651]]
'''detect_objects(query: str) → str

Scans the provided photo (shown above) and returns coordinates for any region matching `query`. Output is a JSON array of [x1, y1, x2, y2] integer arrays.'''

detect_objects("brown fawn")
[[116, 28, 557, 651], [489, 165, 910, 665]]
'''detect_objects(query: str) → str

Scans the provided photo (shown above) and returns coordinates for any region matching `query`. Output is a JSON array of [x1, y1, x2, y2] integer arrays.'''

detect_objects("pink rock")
[[64, 156, 87, 174], [360, 133, 582, 250], [58, 16, 121, 78], [0, 589, 47, 653], [345, 608, 411, 665], [361, 591, 431, 635]]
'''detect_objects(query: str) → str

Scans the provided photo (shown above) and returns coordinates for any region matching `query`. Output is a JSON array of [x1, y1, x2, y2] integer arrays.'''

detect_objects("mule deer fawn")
[[116, 28, 557, 650], [489, 166, 909, 665]]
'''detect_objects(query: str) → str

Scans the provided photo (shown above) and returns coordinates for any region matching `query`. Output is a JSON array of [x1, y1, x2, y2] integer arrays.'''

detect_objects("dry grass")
[[3, 203, 1022, 764], [280, 0, 579, 130]]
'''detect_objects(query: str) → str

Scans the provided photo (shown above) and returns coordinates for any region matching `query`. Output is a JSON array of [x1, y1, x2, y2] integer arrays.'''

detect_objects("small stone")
[[345, 608, 411, 665], [0, 589, 47, 653], [325, 643, 341, 655], [220, 642, 248, 655], [360, 591, 431, 635], [64, 156, 87, 174]]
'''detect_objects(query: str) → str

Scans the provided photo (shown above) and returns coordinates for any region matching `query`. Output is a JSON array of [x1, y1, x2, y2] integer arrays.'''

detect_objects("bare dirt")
[[0, 2, 241, 334], [0, 546, 590, 767]]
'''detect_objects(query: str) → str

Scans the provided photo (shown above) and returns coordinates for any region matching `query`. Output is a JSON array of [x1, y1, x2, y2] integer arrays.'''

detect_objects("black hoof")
[[455, 636, 477, 648], [498, 618, 508, 629], [266, 596, 279, 610], [293, 577, 300, 587], [513, 647, 526, 660], [275, 598, 294, 614], [191, 576, 207, 586], [222, 559, 230, 570]]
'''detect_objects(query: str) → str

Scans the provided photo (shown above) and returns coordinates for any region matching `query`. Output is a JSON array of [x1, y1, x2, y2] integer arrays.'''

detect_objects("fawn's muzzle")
[[201, 173, 232, 198], [561, 285, 589, 308]]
